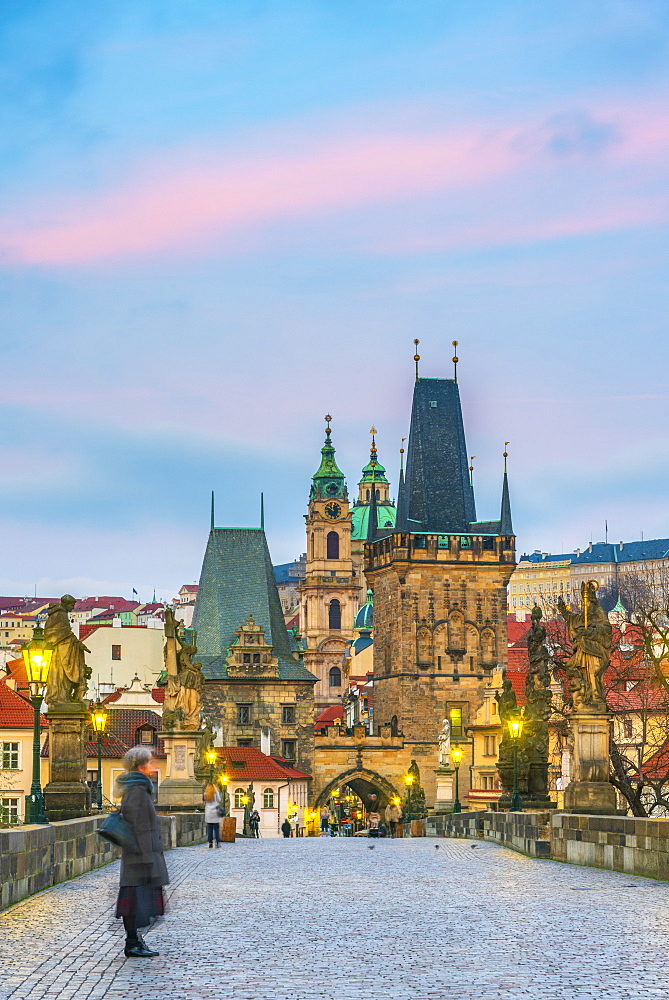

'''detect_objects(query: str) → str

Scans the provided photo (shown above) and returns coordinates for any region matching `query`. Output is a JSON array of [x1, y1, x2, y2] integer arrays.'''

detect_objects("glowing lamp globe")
[[21, 624, 54, 697], [90, 706, 108, 734]]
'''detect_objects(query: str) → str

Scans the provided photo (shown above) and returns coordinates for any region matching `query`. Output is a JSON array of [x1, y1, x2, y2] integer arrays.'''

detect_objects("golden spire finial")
[[324, 414, 332, 436], [452, 340, 459, 381], [399, 437, 406, 471], [469, 455, 475, 488], [369, 425, 377, 468], [413, 339, 420, 381], [503, 441, 509, 474]]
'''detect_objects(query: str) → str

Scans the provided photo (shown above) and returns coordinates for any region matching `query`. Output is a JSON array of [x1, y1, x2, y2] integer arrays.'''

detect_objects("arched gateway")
[[314, 768, 400, 811]]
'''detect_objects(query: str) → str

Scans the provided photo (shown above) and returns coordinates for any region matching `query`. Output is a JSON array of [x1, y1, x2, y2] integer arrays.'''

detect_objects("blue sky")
[[1, 1, 668, 600]]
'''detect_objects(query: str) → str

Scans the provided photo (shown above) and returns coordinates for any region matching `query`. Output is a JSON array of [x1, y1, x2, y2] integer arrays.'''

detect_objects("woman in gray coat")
[[115, 746, 169, 958]]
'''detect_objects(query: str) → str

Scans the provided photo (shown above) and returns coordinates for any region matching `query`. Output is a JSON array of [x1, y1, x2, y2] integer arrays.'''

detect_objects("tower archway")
[[314, 768, 401, 812]]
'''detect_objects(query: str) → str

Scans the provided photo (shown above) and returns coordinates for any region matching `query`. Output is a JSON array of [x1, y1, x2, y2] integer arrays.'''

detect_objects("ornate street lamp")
[[450, 744, 464, 813], [403, 772, 414, 822], [508, 716, 524, 812], [90, 705, 108, 810], [205, 748, 217, 785], [219, 770, 229, 817], [21, 624, 54, 824]]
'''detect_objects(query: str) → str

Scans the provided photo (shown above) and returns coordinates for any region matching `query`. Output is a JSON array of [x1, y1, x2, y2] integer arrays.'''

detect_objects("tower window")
[[326, 531, 339, 559], [328, 599, 341, 630], [329, 666, 342, 687]]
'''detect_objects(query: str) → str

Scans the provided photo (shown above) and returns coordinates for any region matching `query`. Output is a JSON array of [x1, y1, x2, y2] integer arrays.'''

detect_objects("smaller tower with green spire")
[[309, 414, 347, 502]]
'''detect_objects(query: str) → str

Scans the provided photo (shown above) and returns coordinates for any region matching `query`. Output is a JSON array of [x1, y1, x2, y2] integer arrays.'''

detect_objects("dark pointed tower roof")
[[192, 527, 315, 682], [500, 447, 513, 535], [404, 377, 476, 533], [395, 440, 407, 531]]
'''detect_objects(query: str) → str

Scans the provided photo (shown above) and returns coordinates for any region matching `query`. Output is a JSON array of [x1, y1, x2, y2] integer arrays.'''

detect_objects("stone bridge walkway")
[[1, 837, 669, 1000]]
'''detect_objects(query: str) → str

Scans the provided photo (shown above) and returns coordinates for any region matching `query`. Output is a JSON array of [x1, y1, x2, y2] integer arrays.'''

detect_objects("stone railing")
[[426, 810, 669, 878], [0, 811, 205, 910]]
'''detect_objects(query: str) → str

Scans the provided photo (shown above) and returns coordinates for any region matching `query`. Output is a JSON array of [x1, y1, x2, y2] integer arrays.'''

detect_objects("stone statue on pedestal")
[[523, 606, 554, 801], [44, 595, 91, 707], [558, 581, 611, 715], [163, 607, 204, 731], [437, 718, 451, 766], [406, 759, 427, 820]]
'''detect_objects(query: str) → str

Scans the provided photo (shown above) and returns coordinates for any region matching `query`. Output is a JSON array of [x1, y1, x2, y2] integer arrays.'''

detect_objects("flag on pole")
[[132, 588, 138, 596]]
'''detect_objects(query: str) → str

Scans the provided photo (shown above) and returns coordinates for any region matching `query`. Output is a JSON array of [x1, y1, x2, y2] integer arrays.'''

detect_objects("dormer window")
[[137, 726, 155, 745]]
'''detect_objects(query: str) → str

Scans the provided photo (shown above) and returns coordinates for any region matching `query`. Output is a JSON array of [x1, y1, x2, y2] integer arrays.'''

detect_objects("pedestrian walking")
[[320, 806, 329, 835], [281, 818, 292, 837], [203, 783, 222, 848], [115, 746, 168, 959], [249, 809, 260, 838], [385, 800, 403, 838], [367, 810, 381, 838]]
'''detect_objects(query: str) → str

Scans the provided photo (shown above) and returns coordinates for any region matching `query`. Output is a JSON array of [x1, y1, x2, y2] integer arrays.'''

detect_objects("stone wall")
[[551, 813, 669, 878], [427, 810, 669, 878], [0, 812, 205, 911]]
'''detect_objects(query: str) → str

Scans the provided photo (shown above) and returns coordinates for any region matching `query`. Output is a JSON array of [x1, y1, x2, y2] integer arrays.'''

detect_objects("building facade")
[[365, 372, 516, 807], [194, 525, 317, 775], [299, 419, 359, 715]]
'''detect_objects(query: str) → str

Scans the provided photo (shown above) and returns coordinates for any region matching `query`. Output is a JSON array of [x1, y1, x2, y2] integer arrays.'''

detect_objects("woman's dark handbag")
[[97, 810, 139, 852]]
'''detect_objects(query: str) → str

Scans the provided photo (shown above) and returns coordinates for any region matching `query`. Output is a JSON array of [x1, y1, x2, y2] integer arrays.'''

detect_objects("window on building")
[[512, 598, 517, 608], [623, 719, 633, 739], [449, 706, 463, 738], [234, 788, 245, 809], [328, 599, 341, 630], [137, 727, 155, 745], [282, 705, 296, 724], [512, 586, 516, 593], [329, 666, 342, 687], [111, 645, 121, 661], [263, 787, 275, 809], [243, 653, 251, 664], [237, 739, 253, 747], [492, 701, 497, 715], [238, 705, 251, 725], [483, 735, 496, 756], [0, 798, 19, 823], [481, 775, 498, 791], [1, 742, 19, 770], [326, 531, 339, 559], [282, 740, 296, 760]]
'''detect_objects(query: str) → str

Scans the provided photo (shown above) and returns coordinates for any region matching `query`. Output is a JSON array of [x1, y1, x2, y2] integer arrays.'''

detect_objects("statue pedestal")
[[44, 704, 91, 821], [433, 766, 455, 813], [157, 731, 204, 810], [564, 714, 618, 815]]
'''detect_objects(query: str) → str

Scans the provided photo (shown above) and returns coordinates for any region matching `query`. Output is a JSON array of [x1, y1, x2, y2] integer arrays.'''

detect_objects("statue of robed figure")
[[558, 581, 611, 715], [163, 607, 204, 731], [45, 595, 91, 706]]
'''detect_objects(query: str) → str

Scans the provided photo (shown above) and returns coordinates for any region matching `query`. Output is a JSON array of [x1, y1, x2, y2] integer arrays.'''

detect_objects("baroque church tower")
[[364, 351, 515, 804], [299, 417, 359, 715], [350, 428, 396, 607]]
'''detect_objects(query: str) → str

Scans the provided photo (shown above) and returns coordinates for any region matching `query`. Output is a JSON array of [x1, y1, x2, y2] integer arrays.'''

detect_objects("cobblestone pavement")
[[2, 837, 669, 1000]]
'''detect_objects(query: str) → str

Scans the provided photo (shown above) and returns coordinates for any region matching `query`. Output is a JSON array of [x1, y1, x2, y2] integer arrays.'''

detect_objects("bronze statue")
[[163, 607, 204, 730], [44, 595, 91, 706], [495, 670, 518, 727], [524, 605, 553, 757], [558, 581, 611, 714], [406, 759, 427, 819]]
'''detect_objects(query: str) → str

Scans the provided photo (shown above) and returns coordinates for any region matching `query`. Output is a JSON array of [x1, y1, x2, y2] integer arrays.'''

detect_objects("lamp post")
[[450, 744, 464, 813], [205, 748, 217, 785], [89, 705, 108, 810], [241, 794, 250, 836], [219, 771, 229, 817], [403, 772, 414, 821], [21, 624, 54, 825], [508, 716, 524, 812]]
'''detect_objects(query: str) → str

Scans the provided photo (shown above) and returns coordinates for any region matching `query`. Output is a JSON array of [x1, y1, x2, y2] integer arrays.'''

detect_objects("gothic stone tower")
[[365, 370, 515, 806], [299, 416, 359, 715]]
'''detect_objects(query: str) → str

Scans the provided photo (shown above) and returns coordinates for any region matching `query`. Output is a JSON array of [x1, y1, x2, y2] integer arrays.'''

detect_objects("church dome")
[[354, 590, 374, 632]]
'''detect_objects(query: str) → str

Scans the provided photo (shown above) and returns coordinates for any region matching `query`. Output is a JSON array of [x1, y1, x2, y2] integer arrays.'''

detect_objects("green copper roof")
[[310, 422, 347, 501], [359, 432, 389, 484], [192, 527, 316, 683], [354, 589, 374, 632], [351, 502, 396, 541]]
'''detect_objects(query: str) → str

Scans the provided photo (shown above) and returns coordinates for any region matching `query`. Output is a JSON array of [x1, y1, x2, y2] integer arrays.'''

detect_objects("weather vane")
[[452, 341, 459, 381], [503, 441, 509, 473], [413, 339, 420, 381]]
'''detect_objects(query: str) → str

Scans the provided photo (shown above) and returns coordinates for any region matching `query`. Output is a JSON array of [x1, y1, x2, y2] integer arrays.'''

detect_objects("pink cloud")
[[3, 103, 668, 265]]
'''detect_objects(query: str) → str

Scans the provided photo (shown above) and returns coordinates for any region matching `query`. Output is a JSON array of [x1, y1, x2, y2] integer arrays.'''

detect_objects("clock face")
[[324, 501, 342, 519]]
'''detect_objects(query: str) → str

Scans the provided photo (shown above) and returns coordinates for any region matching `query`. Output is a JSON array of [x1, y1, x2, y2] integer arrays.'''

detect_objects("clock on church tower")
[[299, 415, 359, 715]]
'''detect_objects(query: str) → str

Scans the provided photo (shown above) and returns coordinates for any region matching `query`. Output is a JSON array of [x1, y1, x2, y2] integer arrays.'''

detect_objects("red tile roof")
[[0, 680, 47, 728], [41, 707, 165, 759], [212, 746, 310, 782], [314, 705, 344, 731]]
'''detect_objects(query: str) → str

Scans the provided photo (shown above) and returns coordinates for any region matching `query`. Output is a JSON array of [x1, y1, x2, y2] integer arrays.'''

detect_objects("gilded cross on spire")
[[369, 425, 378, 469], [324, 414, 332, 436]]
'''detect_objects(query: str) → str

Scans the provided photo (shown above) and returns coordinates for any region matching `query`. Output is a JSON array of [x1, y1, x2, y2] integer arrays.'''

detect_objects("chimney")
[[588, 542, 593, 553], [619, 541, 624, 551]]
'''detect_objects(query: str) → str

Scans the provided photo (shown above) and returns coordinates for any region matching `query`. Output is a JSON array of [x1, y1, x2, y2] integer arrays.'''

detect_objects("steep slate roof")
[[192, 528, 316, 683], [520, 538, 669, 568], [212, 746, 311, 781], [403, 377, 476, 533]]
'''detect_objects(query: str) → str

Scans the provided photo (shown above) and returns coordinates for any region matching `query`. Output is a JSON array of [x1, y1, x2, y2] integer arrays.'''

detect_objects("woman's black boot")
[[125, 936, 159, 958]]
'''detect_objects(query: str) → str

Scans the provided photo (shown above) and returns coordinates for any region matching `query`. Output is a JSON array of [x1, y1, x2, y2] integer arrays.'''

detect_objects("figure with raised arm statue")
[[163, 607, 204, 731], [437, 718, 451, 766]]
